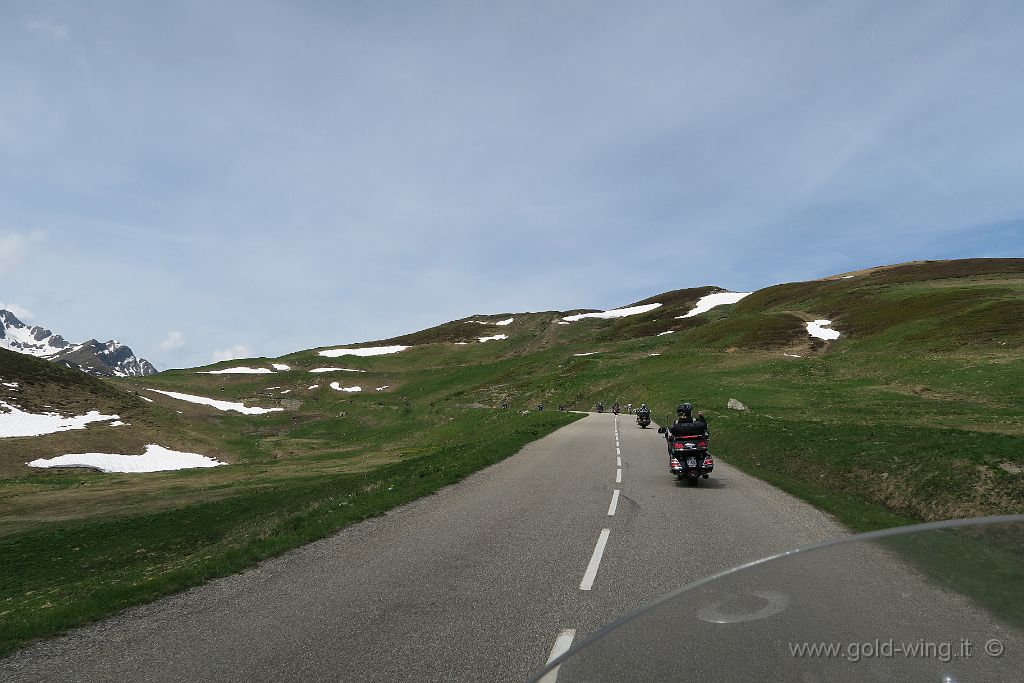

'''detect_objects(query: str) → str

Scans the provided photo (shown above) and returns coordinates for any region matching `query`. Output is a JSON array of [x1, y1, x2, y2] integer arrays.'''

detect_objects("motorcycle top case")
[[669, 422, 707, 437]]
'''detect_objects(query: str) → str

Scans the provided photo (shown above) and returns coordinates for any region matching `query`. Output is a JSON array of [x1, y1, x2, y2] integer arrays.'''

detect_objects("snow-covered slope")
[[0, 310, 71, 357], [0, 310, 157, 377]]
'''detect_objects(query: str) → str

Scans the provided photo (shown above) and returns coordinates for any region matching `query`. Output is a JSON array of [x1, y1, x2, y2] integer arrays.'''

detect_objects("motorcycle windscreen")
[[533, 517, 1024, 682]]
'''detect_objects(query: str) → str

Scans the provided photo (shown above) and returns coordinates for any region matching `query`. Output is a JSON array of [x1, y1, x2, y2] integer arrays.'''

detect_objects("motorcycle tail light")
[[670, 458, 680, 467], [703, 456, 714, 466], [697, 440, 708, 449]]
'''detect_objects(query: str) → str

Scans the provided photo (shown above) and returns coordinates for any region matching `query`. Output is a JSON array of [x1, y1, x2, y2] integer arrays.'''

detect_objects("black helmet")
[[677, 403, 692, 415]]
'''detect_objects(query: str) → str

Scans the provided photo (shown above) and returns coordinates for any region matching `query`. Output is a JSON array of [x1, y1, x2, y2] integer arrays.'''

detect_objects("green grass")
[[0, 409, 580, 655]]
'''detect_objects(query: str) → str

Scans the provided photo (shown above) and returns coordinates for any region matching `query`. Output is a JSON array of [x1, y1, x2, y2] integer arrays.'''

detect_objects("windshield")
[[533, 516, 1024, 682]]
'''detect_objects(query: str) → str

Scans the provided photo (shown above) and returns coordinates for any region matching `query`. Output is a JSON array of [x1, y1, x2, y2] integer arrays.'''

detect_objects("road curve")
[[2, 413, 854, 682]]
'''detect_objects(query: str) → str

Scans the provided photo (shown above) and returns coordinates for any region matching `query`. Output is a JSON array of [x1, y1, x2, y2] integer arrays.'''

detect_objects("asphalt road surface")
[[2, 413, 1018, 681]]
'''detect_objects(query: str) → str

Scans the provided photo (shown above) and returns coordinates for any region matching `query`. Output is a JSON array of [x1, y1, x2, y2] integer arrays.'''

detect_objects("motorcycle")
[[596, 403, 604, 413], [612, 404, 621, 415], [636, 412, 651, 428], [659, 425, 713, 485]]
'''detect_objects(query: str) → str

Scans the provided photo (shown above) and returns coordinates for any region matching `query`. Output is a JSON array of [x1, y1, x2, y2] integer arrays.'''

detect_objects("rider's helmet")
[[677, 403, 692, 416], [641, 403, 647, 410]]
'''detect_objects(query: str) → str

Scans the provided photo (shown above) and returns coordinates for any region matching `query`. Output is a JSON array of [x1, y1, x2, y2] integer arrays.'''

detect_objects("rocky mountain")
[[0, 309, 157, 377]]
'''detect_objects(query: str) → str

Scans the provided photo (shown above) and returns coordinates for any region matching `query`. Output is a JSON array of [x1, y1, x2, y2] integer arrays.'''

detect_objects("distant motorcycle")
[[612, 403, 621, 415], [636, 412, 651, 428], [596, 403, 604, 413], [659, 425, 714, 485]]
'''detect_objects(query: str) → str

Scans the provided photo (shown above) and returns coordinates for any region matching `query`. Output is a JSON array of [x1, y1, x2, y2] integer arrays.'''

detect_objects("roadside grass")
[[879, 520, 1024, 631], [0, 409, 581, 656]]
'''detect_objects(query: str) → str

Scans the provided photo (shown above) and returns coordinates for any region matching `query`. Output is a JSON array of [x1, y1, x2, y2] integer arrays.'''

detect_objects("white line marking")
[[616, 446, 621, 455], [617, 456, 621, 467], [607, 489, 620, 515], [540, 629, 576, 683], [580, 529, 611, 590], [615, 468, 622, 483]]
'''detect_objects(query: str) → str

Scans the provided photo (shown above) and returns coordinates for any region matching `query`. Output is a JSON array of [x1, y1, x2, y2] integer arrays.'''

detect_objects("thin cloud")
[[158, 330, 186, 351], [0, 230, 45, 272], [211, 345, 252, 363], [846, 128, 952, 195], [26, 19, 69, 41]]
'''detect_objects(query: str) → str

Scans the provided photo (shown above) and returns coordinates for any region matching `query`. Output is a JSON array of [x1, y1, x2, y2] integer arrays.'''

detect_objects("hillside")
[[1, 257, 1022, 654]]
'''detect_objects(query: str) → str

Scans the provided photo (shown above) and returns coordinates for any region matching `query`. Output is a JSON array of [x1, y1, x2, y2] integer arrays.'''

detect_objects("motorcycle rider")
[[666, 403, 709, 456], [636, 403, 651, 423], [596, 402, 604, 413]]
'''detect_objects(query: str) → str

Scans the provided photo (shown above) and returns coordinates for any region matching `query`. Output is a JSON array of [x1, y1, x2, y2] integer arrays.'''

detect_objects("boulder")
[[727, 398, 749, 411]]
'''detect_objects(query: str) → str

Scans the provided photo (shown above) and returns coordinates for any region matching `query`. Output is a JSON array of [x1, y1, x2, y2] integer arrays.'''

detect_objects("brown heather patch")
[[868, 462, 1024, 522]]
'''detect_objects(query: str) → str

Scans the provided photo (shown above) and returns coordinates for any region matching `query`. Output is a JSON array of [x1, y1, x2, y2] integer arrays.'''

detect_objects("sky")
[[1, 0, 1022, 370]]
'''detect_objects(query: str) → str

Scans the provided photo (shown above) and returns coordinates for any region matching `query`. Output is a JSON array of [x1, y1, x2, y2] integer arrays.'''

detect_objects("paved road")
[[2, 413, 1017, 681]]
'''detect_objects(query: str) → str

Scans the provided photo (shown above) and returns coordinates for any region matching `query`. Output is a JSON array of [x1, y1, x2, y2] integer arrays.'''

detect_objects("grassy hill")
[[1, 257, 1022, 654]]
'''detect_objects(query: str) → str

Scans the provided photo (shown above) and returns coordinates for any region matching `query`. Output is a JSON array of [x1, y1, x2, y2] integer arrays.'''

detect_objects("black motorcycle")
[[658, 425, 713, 485], [636, 412, 651, 428], [596, 403, 604, 413]]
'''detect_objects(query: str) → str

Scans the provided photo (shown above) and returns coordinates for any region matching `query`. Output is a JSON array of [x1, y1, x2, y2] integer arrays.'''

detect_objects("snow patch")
[[28, 444, 225, 473], [271, 363, 291, 371], [201, 367, 274, 375], [495, 317, 514, 326], [807, 319, 841, 341], [108, 420, 126, 427], [478, 334, 507, 343], [139, 396, 154, 403], [678, 291, 751, 319], [144, 389, 284, 415], [330, 382, 361, 392], [784, 353, 803, 358], [562, 303, 661, 322], [375, 386, 390, 391], [310, 367, 366, 373], [319, 345, 409, 357], [0, 402, 120, 438], [657, 330, 674, 336], [2, 382, 18, 389], [308, 384, 320, 390], [574, 352, 600, 356]]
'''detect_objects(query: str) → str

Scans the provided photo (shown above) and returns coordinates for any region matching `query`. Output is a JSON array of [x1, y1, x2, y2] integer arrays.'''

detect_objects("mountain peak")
[[0, 309, 156, 377]]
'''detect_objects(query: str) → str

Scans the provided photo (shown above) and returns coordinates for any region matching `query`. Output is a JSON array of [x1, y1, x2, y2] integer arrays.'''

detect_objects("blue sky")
[[1, 1, 1022, 369]]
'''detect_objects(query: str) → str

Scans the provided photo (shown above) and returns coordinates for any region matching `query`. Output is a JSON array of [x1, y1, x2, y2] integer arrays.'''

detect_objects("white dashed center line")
[[607, 489, 620, 516], [616, 456, 621, 467], [540, 629, 576, 683], [580, 529, 611, 590], [615, 468, 622, 483]]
